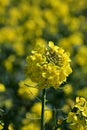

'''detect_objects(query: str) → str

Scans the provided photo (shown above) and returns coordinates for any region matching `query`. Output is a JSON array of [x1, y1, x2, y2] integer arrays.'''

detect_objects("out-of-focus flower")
[[4, 99, 13, 109], [0, 83, 6, 92], [62, 104, 71, 114], [0, 125, 3, 130], [59, 32, 83, 54], [21, 122, 40, 130], [31, 102, 52, 123], [18, 78, 38, 100], [63, 84, 73, 95], [8, 124, 14, 130], [75, 46, 87, 67], [25, 41, 72, 89], [21, 120, 40, 130], [3, 55, 15, 72], [76, 87, 87, 99], [0, 0, 10, 7]]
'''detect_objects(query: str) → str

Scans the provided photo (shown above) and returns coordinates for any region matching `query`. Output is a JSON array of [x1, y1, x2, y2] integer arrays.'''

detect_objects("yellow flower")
[[3, 55, 15, 72], [63, 84, 73, 95], [31, 102, 52, 123], [76, 87, 87, 99], [18, 79, 38, 100], [0, 0, 10, 7], [75, 97, 86, 111], [4, 99, 13, 109], [8, 124, 14, 130], [67, 112, 78, 123], [75, 46, 87, 67], [0, 125, 3, 130], [0, 83, 6, 92], [67, 97, 87, 130], [82, 106, 87, 117], [25, 42, 72, 89], [21, 120, 40, 130]]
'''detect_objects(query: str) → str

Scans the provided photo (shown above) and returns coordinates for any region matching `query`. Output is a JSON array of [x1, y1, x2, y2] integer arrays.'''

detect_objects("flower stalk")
[[41, 88, 46, 130]]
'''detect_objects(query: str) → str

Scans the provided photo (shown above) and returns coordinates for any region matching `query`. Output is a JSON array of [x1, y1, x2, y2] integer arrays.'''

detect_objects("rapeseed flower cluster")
[[67, 97, 87, 130], [25, 42, 72, 89]]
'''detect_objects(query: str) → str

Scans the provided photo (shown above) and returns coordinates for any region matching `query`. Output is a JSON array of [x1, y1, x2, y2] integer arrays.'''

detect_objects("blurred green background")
[[0, 0, 87, 130]]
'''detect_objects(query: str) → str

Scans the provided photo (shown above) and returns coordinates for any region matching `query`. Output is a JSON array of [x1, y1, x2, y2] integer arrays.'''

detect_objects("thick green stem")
[[41, 88, 46, 130]]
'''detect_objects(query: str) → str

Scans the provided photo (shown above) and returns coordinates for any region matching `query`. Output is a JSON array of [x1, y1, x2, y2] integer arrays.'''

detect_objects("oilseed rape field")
[[0, 0, 87, 130]]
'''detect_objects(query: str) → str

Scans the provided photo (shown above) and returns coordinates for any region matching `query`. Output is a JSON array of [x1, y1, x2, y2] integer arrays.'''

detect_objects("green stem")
[[41, 88, 46, 130], [54, 108, 57, 127], [53, 108, 58, 130]]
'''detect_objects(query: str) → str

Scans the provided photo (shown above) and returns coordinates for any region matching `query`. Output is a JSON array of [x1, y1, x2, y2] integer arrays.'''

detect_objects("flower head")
[[25, 42, 72, 89]]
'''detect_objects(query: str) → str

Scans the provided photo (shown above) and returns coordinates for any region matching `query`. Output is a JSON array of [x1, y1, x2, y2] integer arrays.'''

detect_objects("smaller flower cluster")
[[25, 42, 72, 89], [67, 97, 87, 130]]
